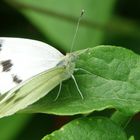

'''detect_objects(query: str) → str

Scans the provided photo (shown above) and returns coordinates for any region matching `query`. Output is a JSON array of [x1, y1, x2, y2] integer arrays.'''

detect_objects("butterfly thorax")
[[56, 53, 78, 79]]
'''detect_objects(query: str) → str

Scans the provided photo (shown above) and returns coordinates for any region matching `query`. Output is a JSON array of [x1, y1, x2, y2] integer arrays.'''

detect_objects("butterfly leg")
[[54, 82, 62, 101], [71, 74, 84, 99], [74, 68, 93, 75]]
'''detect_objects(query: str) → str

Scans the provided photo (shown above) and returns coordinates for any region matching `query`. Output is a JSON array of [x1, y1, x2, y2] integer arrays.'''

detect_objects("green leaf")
[[0, 114, 31, 140], [6, 0, 116, 51], [128, 136, 135, 140], [42, 117, 127, 140], [24, 45, 140, 116]]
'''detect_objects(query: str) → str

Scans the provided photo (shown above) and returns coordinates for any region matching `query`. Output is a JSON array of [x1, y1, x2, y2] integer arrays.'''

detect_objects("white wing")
[[0, 37, 64, 94]]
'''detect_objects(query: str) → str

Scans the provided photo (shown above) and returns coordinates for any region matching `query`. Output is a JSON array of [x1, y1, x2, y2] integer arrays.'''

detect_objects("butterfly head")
[[56, 53, 78, 79]]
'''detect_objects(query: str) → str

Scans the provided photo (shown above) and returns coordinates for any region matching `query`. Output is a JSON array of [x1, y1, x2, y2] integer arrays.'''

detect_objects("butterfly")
[[0, 37, 86, 118]]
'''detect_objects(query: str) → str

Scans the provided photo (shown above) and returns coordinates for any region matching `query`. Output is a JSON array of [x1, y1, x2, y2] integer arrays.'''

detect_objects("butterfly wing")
[[0, 37, 76, 118], [0, 37, 64, 94], [0, 66, 68, 118]]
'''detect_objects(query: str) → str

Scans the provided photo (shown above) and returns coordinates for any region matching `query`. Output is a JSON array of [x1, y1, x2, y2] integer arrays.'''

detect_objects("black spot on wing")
[[0, 39, 3, 51], [12, 75, 22, 84], [0, 45, 2, 51], [1, 60, 13, 72]]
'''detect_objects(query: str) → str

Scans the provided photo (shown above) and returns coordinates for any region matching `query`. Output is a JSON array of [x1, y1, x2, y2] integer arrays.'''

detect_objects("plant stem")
[[110, 110, 133, 128]]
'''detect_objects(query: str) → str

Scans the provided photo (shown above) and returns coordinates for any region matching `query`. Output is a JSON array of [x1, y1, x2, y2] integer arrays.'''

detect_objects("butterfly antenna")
[[70, 9, 85, 53], [71, 74, 84, 99]]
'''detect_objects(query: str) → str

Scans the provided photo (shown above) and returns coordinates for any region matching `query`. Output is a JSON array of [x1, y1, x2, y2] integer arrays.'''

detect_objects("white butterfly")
[[0, 37, 85, 118], [0, 37, 64, 94]]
